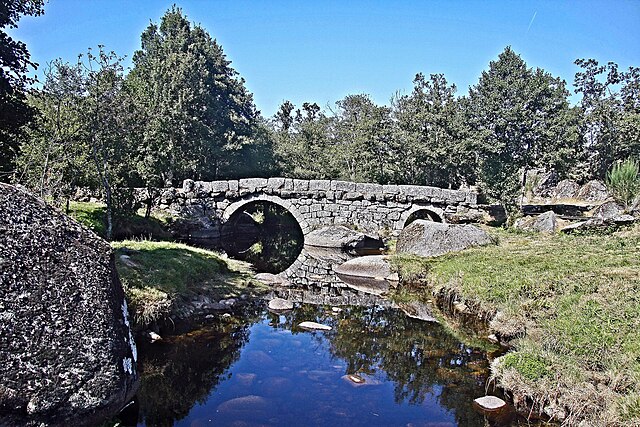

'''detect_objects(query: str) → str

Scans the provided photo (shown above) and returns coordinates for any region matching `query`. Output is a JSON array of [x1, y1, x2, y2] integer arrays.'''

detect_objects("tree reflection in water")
[[134, 307, 263, 426], [131, 303, 497, 426]]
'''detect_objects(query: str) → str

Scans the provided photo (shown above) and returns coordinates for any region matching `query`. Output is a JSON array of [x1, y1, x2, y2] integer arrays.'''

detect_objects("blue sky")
[[10, 0, 640, 117]]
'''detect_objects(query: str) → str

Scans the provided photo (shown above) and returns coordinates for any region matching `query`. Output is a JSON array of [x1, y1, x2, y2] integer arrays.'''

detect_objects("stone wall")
[[149, 178, 480, 239]]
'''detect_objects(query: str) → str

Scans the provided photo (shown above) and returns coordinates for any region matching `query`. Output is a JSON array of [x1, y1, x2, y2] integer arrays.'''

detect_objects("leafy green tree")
[[272, 100, 335, 179], [391, 73, 472, 188], [332, 94, 392, 182], [82, 47, 135, 240], [467, 47, 578, 209], [0, 0, 44, 181], [16, 59, 90, 208], [574, 59, 640, 179], [127, 6, 263, 186]]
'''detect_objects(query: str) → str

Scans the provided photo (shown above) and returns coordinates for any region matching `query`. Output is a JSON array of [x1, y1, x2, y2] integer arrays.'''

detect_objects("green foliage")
[[391, 73, 472, 187], [390, 253, 432, 282], [397, 226, 640, 423], [127, 6, 266, 185], [607, 158, 640, 209], [466, 47, 578, 209], [574, 60, 640, 180], [68, 201, 171, 240], [68, 201, 107, 236], [112, 240, 264, 326], [0, 0, 44, 181], [501, 352, 549, 381]]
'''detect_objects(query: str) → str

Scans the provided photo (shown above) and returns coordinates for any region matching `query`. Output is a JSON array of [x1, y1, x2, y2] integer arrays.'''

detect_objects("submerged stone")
[[473, 395, 507, 411], [333, 255, 396, 281], [299, 321, 332, 331], [268, 297, 294, 311]]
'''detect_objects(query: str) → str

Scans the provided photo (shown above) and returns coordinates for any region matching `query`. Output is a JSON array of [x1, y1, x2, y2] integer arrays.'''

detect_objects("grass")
[[392, 225, 640, 426], [111, 240, 267, 327], [68, 201, 172, 240]]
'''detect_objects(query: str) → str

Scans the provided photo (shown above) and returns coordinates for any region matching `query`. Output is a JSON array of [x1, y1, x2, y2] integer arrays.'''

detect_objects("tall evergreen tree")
[[127, 6, 262, 186], [467, 47, 577, 208]]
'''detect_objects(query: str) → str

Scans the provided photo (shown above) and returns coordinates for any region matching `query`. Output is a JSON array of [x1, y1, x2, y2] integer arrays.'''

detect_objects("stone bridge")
[[154, 177, 481, 240]]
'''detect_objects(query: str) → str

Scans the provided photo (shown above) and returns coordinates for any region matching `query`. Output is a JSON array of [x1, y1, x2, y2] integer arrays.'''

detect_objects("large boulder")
[[513, 211, 559, 233], [305, 225, 382, 251], [576, 180, 609, 202], [592, 200, 624, 220], [397, 220, 494, 257], [0, 184, 138, 426], [334, 255, 397, 281], [553, 179, 580, 199]]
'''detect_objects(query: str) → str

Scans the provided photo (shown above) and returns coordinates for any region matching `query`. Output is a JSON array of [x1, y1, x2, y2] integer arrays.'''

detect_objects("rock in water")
[[305, 225, 383, 250], [333, 255, 396, 281], [397, 220, 494, 257], [268, 298, 294, 311], [474, 395, 507, 411], [0, 184, 138, 426], [299, 321, 332, 331]]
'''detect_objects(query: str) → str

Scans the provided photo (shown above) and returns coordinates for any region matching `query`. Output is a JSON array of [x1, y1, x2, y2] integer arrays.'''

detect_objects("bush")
[[607, 158, 640, 210]]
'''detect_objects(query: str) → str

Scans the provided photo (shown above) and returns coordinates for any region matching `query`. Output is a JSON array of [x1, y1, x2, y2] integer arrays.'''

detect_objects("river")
[[118, 202, 529, 426]]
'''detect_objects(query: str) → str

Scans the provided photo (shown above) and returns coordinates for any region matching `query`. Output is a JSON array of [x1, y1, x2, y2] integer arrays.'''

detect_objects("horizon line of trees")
[[2, 4, 639, 238]]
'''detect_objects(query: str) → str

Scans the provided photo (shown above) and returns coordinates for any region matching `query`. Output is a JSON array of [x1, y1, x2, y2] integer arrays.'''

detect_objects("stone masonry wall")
[[150, 177, 480, 239]]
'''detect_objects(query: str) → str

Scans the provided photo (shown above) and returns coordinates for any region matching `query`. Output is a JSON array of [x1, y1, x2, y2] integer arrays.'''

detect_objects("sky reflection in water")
[[134, 304, 493, 427]]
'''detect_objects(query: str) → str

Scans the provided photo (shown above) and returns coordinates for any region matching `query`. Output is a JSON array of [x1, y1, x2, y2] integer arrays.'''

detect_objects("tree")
[[127, 6, 263, 186], [81, 47, 135, 240], [574, 59, 640, 179], [0, 0, 44, 181], [391, 73, 472, 188], [332, 94, 392, 183], [16, 59, 89, 208], [466, 47, 578, 209], [271, 100, 335, 179]]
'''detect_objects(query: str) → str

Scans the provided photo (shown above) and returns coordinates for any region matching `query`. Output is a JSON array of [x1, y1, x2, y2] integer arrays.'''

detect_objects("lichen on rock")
[[0, 183, 138, 426]]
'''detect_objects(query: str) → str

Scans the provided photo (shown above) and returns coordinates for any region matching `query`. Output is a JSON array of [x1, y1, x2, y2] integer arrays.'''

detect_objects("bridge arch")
[[399, 205, 445, 228], [223, 194, 310, 235]]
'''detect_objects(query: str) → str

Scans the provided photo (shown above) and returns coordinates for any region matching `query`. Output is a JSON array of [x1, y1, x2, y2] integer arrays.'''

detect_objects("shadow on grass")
[[69, 201, 172, 241]]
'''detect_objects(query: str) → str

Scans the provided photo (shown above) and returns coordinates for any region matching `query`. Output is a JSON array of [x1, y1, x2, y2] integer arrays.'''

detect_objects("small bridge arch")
[[223, 194, 311, 235]]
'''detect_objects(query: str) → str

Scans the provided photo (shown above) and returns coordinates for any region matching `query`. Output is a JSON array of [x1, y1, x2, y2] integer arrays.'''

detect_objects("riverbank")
[[68, 201, 268, 330], [112, 241, 268, 329], [391, 225, 640, 426]]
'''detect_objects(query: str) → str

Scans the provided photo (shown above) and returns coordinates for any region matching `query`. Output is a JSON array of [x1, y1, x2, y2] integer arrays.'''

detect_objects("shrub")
[[607, 158, 640, 210]]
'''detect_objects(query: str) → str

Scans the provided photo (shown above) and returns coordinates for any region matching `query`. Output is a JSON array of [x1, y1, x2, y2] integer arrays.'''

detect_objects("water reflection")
[[221, 201, 304, 273], [131, 303, 504, 426]]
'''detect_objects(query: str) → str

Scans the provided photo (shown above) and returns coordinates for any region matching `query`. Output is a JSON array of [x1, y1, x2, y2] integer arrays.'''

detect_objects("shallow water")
[[129, 303, 508, 427]]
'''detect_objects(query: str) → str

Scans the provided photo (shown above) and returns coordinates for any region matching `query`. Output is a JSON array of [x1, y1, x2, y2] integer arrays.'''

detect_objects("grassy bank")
[[112, 240, 267, 328], [392, 226, 640, 426], [67, 201, 266, 328]]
